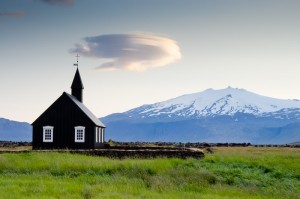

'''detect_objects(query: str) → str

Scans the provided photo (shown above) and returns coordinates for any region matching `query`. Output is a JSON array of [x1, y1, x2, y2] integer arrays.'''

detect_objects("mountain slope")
[[125, 87, 300, 119], [102, 87, 300, 144], [0, 118, 32, 141], [3, 87, 300, 143]]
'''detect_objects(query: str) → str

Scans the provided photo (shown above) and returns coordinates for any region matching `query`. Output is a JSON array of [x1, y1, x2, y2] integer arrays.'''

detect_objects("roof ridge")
[[64, 92, 105, 127]]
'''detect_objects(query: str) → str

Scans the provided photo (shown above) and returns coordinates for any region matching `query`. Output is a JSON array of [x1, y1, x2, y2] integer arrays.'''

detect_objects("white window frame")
[[75, 126, 85, 143], [95, 127, 104, 143], [98, 128, 102, 143], [101, 128, 104, 143], [95, 127, 99, 143], [43, 126, 53, 142]]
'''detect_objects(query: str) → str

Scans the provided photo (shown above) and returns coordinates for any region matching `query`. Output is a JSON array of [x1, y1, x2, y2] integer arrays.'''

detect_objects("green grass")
[[0, 147, 299, 198]]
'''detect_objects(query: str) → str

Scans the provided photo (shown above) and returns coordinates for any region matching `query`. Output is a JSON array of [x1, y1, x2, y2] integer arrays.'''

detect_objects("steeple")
[[71, 56, 84, 102]]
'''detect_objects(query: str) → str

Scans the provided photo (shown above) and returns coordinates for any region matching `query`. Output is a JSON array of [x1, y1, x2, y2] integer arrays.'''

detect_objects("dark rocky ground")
[[1, 140, 299, 149], [0, 141, 31, 148], [0, 141, 299, 159], [107, 141, 300, 148], [0, 141, 205, 159]]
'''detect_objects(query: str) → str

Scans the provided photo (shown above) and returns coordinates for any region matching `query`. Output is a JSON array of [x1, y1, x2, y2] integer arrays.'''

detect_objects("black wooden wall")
[[32, 93, 104, 149]]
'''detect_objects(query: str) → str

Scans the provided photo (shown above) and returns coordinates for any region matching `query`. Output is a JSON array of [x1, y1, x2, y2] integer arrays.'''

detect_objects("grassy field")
[[0, 147, 299, 198]]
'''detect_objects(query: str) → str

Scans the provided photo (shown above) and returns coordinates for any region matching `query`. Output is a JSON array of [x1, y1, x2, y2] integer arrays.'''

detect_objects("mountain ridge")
[[2, 87, 300, 143], [103, 87, 300, 122], [102, 87, 300, 144], [0, 118, 32, 141]]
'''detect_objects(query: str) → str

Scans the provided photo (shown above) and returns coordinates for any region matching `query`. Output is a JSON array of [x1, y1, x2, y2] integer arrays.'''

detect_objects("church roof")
[[71, 68, 84, 89], [65, 92, 105, 127], [32, 92, 105, 127]]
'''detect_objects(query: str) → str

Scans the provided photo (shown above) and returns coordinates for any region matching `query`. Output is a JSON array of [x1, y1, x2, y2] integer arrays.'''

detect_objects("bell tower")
[[71, 55, 84, 102]]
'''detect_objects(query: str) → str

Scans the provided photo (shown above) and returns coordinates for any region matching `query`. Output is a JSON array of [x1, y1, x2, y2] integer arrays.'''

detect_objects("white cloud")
[[70, 33, 182, 71]]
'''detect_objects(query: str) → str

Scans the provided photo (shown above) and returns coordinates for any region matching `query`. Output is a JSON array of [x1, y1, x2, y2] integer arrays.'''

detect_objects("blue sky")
[[1, 0, 300, 123]]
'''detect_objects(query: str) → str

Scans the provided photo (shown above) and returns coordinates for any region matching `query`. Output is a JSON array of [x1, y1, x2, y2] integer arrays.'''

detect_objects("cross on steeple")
[[74, 54, 80, 67], [71, 64, 84, 103]]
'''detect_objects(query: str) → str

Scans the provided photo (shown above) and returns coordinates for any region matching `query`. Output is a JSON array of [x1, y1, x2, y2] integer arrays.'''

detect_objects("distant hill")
[[0, 118, 32, 141], [102, 87, 300, 144], [3, 87, 300, 144], [288, 141, 300, 145]]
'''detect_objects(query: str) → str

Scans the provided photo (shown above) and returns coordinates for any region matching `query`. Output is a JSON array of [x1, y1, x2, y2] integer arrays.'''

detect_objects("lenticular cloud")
[[70, 33, 182, 71]]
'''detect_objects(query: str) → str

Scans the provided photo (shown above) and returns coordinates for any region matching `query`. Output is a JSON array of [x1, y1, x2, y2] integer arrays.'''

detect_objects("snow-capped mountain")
[[2, 87, 300, 143], [127, 87, 300, 119], [102, 87, 300, 144]]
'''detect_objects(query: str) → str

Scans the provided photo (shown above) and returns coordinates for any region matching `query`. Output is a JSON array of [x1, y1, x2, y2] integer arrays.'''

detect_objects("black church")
[[32, 66, 106, 149]]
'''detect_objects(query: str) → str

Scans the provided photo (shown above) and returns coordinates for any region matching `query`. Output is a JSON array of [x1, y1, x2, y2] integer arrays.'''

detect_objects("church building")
[[32, 62, 106, 149]]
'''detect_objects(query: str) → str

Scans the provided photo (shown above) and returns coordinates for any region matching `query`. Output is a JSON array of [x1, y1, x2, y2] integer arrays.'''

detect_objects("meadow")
[[0, 147, 299, 198]]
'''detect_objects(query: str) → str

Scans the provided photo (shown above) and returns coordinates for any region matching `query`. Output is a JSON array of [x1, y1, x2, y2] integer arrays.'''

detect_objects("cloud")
[[41, 0, 74, 6], [70, 33, 182, 71], [0, 12, 26, 17]]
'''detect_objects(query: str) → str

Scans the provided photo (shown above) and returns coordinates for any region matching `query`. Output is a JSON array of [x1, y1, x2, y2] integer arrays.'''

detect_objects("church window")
[[43, 126, 53, 142], [75, 126, 85, 142], [101, 128, 104, 143], [98, 128, 101, 143], [95, 127, 98, 143]]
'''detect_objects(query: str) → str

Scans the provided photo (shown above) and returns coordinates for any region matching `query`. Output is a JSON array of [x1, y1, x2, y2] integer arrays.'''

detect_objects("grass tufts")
[[0, 147, 299, 198]]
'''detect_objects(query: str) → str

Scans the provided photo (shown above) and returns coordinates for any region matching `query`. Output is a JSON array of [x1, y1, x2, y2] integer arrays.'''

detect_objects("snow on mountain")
[[127, 87, 300, 118], [102, 87, 300, 144], [3, 87, 300, 143]]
